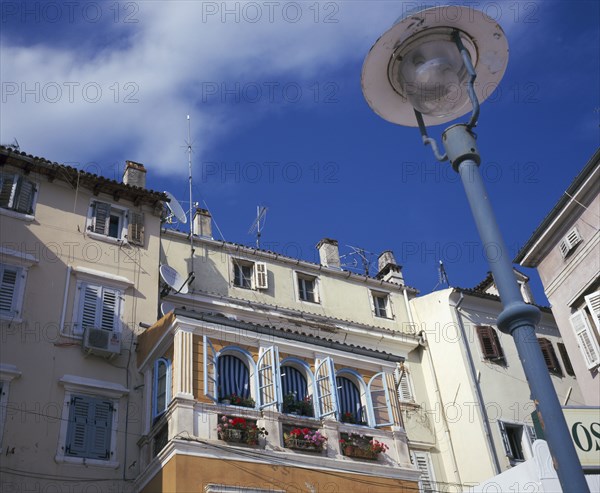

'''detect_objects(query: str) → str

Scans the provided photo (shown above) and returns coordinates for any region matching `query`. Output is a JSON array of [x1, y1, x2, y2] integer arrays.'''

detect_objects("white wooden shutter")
[[92, 202, 111, 235], [395, 366, 414, 402], [0, 266, 18, 314], [254, 262, 268, 289], [90, 400, 113, 459], [367, 372, 394, 427], [315, 357, 337, 418], [100, 288, 119, 332], [78, 284, 100, 336], [585, 292, 600, 330], [203, 336, 218, 402], [411, 451, 436, 493], [14, 179, 36, 214], [257, 346, 280, 409], [569, 310, 600, 369], [128, 211, 144, 246]]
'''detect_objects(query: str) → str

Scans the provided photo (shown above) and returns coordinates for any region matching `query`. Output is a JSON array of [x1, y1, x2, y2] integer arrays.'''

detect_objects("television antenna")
[[340, 245, 374, 276], [248, 206, 268, 248]]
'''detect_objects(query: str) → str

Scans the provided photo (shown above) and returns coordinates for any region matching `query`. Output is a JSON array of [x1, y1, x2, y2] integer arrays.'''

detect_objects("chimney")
[[193, 208, 213, 239], [376, 250, 404, 285], [316, 238, 340, 269], [122, 160, 147, 188]]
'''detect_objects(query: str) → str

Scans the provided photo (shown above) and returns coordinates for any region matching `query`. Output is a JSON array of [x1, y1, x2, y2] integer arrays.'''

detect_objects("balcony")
[[138, 397, 416, 480]]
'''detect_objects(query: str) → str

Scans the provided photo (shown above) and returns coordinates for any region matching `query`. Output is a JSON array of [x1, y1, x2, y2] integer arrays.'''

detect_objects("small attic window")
[[558, 227, 582, 258]]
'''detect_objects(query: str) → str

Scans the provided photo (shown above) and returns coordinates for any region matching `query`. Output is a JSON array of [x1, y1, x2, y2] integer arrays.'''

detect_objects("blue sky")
[[1, 1, 598, 305]]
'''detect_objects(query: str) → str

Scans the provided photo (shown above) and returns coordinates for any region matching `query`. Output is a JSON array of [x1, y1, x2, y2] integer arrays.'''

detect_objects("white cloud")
[[0, 1, 536, 174]]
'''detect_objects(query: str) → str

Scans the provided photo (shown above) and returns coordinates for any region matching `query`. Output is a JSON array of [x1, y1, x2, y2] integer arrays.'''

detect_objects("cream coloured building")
[[409, 279, 584, 489], [136, 226, 435, 492], [0, 146, 165, 492]]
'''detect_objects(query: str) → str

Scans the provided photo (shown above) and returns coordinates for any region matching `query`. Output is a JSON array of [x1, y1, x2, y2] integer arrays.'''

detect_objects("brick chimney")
[[193, 208, 213, 239], [122, 160, 146, 188], [376, 250, 404, 285], [316, 238, 340, 269]]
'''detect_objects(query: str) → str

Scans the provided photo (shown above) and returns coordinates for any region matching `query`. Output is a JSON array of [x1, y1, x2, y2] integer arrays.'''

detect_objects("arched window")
[[280, 364, 313, 416], [153, 358, 171, 420], [336, 375, 366, 425], [218, 353, 254, 407]]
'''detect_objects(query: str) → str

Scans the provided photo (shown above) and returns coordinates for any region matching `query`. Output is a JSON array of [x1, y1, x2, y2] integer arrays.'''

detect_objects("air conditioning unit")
[[83, 327, 121, 358]]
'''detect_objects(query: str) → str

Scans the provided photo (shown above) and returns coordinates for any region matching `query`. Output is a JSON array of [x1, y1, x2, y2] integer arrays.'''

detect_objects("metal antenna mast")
[[248, 206, 268, 249], [187, 115, 195, 258]]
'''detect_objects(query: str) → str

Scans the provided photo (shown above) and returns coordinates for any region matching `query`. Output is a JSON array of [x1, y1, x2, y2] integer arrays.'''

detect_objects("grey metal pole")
[[442, 124, 589, 493]]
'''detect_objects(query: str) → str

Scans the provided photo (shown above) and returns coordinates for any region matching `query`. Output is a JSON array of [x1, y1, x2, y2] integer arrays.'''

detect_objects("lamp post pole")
[[442, 123, 589, 493]]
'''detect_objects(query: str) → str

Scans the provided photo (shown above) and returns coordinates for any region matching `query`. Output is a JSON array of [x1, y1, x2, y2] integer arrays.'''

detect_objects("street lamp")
[[362, 6, 589, 492]]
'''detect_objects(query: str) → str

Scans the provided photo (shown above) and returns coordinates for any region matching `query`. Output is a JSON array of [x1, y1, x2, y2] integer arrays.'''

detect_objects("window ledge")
[[72, 265, 134, 288], [0, 246, 38, 266], [59, 374, 129, 398], [55, 455, 119, 469], [86, 231, 127, 246], [0, 208, 35, 222], [0, 313, 23, 323]]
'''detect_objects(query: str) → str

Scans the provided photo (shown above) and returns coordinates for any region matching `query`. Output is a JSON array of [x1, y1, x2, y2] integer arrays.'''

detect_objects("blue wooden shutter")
[[66, 396, 113, 460], [0, 265, 18, 314], [203, 336, 218, 402], [258, 346, 280, 409], [315, 357, 337, 418], [368, 372, 394, 427]]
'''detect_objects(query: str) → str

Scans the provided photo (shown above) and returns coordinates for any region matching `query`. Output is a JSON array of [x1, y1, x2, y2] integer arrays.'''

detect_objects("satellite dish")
[[160, 301, 175, 316], [160, 264, 190, 295], [164, 191, 187, 224]]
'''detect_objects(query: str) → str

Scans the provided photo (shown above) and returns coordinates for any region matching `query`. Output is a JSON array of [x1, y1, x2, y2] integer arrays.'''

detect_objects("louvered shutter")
[[315, 357, 337, 418], [395, 367, 414, 402], [411, 451, 436, 493], [585, 292, 600, 330], [498, 421, 514, 458], [569, 311, 600, 369], [100, 288, 119, 332], [477, 326, 504, 360], [89, 400, 113, 459], [254, 262, 268, 289], [538, 338, 561, 375], [203, 336, 218, 402], [92, 202, 111, 235], [368, 372, 394, 427], [77, 284, 100, 336], [258, 346, 280, 409], [14, 179, 36, 214], [0, 266, 18, 313], [128, 211, 144, 246], [557, 343, 575, 376], [0, 174, 16, 208], [66, 396, 91, 457]]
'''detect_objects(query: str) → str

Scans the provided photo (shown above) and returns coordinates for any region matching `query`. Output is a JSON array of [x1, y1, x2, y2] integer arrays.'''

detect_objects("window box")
[[217, 416, 267, 445], [282, 393, 314, 417], [283, 427, 326, 452], [339, 433, 388, 460], [219, 394, 255, 408]]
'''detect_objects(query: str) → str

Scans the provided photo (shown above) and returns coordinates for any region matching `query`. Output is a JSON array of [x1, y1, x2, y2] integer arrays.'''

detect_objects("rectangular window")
[[557, 343, 575, 376], [75, 282, 122, 337], [0, 172, 37, 215], [297, 273, 318, 303], [87, 201, 132, 242], [538, 338, 562, 375], [372, 292, 390, 318], [65, 395, 114, 460], [153, 358, 171, 420], [0, 264, 25, 319], [232, 260, 268, 290], [476, 326, 505, 364], [498, 421, 536, 464]]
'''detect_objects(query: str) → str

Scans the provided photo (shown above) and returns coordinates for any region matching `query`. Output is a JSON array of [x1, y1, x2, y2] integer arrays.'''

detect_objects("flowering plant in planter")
[[283, 427, 327, 451], [339, 433, 389, 459], [220, 393, 256, 408], [217, 416, 267, 445]]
